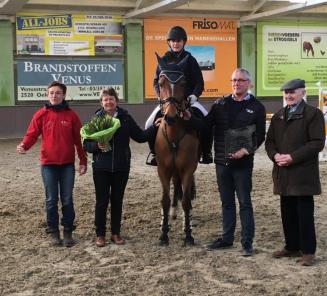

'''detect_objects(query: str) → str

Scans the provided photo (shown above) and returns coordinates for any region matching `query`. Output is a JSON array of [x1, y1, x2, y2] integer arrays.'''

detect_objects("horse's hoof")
[[183, 236, 195, 247], [159, 234, 169, 246]]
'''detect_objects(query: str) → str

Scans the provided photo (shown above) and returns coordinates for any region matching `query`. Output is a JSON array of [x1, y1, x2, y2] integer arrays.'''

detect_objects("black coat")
[[83, 107, 155, 172], [153, 49, 204, 98], [205, 94, 266, 167], [265, 100, 325, 196]]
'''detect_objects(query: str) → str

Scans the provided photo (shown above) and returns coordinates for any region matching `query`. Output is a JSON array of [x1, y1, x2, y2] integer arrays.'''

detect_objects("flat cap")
[[280, 79, 305, 91]]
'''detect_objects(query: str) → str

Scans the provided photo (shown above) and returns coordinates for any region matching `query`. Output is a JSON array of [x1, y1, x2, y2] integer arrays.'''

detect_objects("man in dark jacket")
[[206, 68, 266, 256], [265, 79, 325, 266]]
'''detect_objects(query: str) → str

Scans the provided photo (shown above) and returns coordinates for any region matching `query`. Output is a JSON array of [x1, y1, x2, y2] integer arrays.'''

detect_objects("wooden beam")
[[240, 0, 327, 21], [174, 1, 251, 12], [251, 0, 268, 15], [26, 0, 135, 9], [0, 0, 29, 14], [135, 0, 144, 10], [124, 0, 189, 18]]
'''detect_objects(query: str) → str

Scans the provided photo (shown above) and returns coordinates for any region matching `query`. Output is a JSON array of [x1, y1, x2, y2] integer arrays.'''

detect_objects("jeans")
[[41, 164, 75, 232], [93, 170, 129, 236], [280, 196, 316, 254], [215, 164, 254, 246]]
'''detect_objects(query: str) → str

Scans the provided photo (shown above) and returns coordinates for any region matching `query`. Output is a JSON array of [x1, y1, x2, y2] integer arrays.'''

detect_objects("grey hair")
[[232, 68, 252, 81]]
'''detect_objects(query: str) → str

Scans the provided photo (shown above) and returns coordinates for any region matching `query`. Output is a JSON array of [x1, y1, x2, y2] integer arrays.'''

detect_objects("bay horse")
[[154, 53, 200, 246]]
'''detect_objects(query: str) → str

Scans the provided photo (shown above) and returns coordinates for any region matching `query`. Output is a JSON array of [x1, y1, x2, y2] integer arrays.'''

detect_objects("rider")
[[145, 25, 213, 165]]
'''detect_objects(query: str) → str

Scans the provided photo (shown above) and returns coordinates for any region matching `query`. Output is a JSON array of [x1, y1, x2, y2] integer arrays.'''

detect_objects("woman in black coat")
[[83, 88, 155, 247]]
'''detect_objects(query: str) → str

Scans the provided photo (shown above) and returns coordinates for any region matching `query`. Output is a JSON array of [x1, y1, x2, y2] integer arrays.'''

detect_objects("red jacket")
[[22, 105, 87, 166]]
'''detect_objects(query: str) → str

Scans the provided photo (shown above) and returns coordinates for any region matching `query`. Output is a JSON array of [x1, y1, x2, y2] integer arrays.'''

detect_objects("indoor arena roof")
[[0, 0, 327, 22]]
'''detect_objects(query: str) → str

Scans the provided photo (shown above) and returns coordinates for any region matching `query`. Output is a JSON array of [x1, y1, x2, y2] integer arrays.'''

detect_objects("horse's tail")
[[172, 174, 196, 202], [173, 176, 183, 203]]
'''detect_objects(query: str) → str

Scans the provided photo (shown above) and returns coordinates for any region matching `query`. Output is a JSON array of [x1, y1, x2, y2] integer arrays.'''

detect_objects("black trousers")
[[93, 170, 129, 236], [280, 195, 316, 254]]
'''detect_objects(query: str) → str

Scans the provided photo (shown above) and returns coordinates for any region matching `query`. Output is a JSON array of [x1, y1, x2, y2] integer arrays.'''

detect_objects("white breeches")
[[145, 101, 208, 129]]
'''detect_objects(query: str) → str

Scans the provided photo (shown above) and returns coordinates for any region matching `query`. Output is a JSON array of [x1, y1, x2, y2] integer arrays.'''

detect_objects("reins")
[[158, 69, 189, 165]]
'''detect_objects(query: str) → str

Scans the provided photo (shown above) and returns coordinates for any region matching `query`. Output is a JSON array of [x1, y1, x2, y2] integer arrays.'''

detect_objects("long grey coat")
[[265, 100, 325, 196]]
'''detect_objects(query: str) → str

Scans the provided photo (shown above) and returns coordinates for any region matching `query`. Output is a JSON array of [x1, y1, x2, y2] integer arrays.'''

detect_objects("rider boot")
[[199, 130, 213, 164], [190, 106, 213, 164], [146, 111, 161, 166], [146, 129, 157, 166]]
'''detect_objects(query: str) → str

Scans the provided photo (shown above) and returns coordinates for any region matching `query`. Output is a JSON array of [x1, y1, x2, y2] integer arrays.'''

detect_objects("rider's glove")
[[187, 94, 198, 105]]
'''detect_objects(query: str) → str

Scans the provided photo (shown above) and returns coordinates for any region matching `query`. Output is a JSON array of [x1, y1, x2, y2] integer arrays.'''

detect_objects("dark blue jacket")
[[83, 107, 155, 172], [205, 94, 266, 167], [153, 49, 204, 98]]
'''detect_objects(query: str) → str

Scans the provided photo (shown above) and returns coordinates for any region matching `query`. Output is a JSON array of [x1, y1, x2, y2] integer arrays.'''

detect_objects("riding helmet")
[[166, 26, 187, 41]]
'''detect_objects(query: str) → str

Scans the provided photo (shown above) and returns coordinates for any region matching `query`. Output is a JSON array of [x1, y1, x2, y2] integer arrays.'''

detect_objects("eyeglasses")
[[230, 79, 249, 83]]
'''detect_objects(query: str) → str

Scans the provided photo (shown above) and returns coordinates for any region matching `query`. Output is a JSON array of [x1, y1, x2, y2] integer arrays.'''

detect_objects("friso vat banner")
[[144, 17, 237, 99]]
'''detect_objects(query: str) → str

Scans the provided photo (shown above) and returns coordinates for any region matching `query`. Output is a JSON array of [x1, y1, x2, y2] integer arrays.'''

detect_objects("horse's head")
[[156, 52, 189, 125]]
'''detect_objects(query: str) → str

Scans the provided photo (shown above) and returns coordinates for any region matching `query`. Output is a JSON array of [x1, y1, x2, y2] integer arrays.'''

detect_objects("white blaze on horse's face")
[[159, 75, 174, 99], [159, 74, 186, 123]]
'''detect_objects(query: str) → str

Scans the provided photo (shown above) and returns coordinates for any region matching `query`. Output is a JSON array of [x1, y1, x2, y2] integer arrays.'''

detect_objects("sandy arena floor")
[[0, 139, 326, 295]]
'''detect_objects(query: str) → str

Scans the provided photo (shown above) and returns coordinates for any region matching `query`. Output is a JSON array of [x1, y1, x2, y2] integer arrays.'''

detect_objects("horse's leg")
[[170, 177, 182, 219], [181, 174, 195, 246], [158, 171, 171, 246], [191, 174, 196, 200]]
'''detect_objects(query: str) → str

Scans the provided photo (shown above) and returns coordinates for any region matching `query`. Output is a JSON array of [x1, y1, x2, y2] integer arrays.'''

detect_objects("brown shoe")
[[96, 236, 106, 247], [298, 254, 315, 266], [272, 248, 301, 258], [110, 234, 125, 245]]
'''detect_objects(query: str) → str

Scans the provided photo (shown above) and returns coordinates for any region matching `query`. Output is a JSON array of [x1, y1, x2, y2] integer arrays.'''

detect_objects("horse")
[[154, 53, 200, 246], [303, 41, 314, 57]]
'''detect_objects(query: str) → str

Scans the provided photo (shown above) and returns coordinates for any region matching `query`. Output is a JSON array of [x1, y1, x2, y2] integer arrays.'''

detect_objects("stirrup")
[[146, 152, 157, 166], [199, 152, 213, 164]]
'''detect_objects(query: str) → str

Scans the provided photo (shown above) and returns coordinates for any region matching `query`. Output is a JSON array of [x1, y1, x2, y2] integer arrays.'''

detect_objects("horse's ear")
[[177, 54, 190, 70], [155, 52, 165, 70]]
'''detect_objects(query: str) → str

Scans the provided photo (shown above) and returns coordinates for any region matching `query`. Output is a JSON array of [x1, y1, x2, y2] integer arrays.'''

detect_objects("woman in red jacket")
[[16, 81, 87, 247]]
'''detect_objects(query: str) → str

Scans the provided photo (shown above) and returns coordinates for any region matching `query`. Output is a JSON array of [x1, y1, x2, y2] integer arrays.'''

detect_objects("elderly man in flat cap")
[[265, 78, 325, 266]]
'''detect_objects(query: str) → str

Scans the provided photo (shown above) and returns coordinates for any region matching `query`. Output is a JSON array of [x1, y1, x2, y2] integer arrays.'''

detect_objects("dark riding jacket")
[[205, 94, 266, 167], [153, 49, 204, 98], [83, 107, 155, 172]]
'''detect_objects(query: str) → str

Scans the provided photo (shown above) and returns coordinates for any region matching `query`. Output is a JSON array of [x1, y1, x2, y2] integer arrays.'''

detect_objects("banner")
[[143, 17, 237, 99], [17, 59, 124, 101], [257, 21, 327, 96], [16, 13, 123, 56]]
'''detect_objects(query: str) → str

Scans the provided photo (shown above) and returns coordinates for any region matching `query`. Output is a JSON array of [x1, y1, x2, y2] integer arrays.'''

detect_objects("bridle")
[[158, 69, 190, 161], [159, 70, 189, 118]]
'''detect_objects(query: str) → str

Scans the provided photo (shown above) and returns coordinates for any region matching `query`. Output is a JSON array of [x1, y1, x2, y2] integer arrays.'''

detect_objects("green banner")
[[257, 21, 327, 96]]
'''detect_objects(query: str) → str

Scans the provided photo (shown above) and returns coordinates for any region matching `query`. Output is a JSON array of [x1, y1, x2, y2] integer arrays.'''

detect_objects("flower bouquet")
[[80, 113, 121, 152]]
